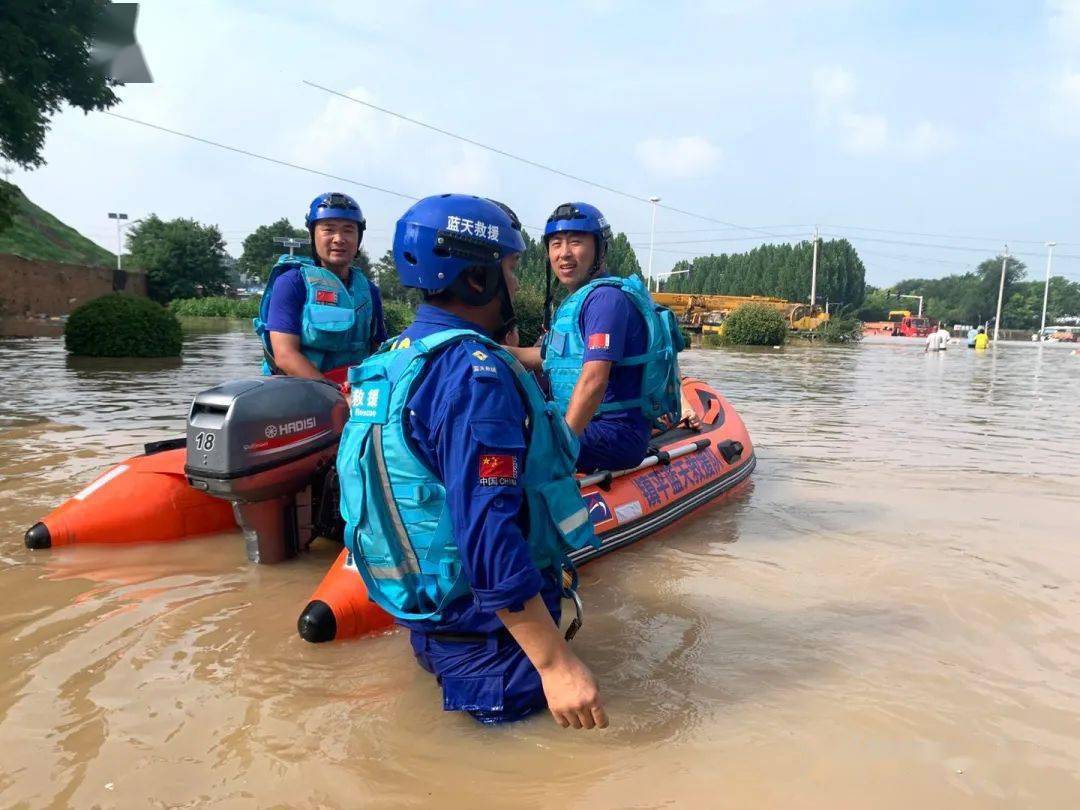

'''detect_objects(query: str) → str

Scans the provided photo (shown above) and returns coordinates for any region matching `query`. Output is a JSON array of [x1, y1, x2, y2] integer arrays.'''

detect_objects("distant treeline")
[[659, 239, 867, 309], [858, 255, 1080, 329]]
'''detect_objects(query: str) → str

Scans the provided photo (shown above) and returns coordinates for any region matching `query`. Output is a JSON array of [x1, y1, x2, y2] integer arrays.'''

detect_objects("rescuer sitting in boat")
[[253, 192, 387, 384], [507, 202, 684, 473], [337, 194, 607, 728]]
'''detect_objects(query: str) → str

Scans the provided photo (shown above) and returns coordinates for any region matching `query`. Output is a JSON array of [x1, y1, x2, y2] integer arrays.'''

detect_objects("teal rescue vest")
[[542, 274, 685, 427], [337, 328, 599, 622], [253, 254, 374, 374]]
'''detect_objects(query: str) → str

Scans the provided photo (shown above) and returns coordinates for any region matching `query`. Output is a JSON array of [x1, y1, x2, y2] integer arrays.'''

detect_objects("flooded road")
[[1, 325, 1078, 808]]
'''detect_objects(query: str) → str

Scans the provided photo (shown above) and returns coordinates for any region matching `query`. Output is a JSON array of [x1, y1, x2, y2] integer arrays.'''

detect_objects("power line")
[[102, 111, 419, 202], [302, 80, 793, 239], [821, 222, 1072, 247]]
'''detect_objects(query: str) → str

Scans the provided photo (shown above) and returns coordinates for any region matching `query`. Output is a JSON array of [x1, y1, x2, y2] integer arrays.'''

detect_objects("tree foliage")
[[0, 0, 119, 231], [128, 215, 230, 303], [238, 218, 308, 281], [719, 303, 788, 346], [661, 239, 866, 309], [855, 254, 1080, 330], [65, 294, 182, 357]]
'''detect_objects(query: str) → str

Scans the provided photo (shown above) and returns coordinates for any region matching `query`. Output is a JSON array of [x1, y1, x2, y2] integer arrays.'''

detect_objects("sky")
[[10, 0, 1080, 287]]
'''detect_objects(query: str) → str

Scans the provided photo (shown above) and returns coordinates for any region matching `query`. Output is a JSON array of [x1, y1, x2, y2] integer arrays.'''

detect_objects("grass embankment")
[[0, 181, 116, 266], [169, 296, 261, 319]]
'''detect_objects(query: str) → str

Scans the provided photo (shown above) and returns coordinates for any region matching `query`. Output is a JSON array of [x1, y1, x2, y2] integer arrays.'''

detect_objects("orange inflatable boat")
[[25, 376, 754, 644], [297, 377, 755, 642]]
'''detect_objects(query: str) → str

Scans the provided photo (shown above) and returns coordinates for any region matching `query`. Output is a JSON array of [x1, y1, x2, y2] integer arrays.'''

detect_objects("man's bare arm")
[[497, 596, 608, 730], [564, 360, 611, 435], [268, 332, 326, 380]]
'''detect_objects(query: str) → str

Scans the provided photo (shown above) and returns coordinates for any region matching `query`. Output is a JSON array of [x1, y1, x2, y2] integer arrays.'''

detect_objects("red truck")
[[862, 310, 937, 337]]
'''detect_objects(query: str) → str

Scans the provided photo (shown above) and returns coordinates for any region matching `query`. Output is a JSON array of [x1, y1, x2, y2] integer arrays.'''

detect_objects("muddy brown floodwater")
[[1, 325, 1078, 808]]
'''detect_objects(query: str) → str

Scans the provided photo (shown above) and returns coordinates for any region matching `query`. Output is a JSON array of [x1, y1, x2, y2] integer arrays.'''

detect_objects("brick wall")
[[0, 253, 148, 318]]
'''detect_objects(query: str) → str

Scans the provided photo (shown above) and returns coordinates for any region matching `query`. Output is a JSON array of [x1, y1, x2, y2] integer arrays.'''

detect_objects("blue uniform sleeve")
[[580, 286, 632, 363], [264, 269, 306, 335], [408, 343, 541, 614], [368, 280, 388, 344]]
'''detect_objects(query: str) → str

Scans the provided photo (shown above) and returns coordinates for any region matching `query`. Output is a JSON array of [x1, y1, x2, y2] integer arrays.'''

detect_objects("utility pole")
[[647, 197, 660, 293], [810, 226, 820, 309], [993, 244, 1009, 343], [274, 236, 310, 257], [1040, 241, 1056, 338], [108, 212, 128, 271]]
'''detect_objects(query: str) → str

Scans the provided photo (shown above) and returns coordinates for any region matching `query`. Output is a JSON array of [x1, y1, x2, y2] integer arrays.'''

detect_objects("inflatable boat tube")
[[24, 441, 237, 549]]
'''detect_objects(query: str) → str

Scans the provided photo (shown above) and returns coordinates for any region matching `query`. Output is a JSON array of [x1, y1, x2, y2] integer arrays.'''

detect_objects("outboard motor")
[[184, 377, 348, 564]]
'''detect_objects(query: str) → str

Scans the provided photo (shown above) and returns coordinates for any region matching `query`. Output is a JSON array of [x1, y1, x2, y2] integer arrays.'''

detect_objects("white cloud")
[[812, 66, 855, 113], [1048, 0, 1080, 45], [635, 136, 722, 179], [903, 120, 956, 158], [838, 112, 888, 154], [288, 86, 402, 171], [437, 147, 499, 195], [812, 66, 954, 158]]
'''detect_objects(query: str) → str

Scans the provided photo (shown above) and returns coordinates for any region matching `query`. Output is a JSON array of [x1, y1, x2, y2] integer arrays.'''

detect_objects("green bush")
[[703, 332, 725, 349], [513, 287, 546, 347], [721, 303, 788, 346], [820, 313, 863, 344], [65, 294, 182, 357], [383, 300, 416, 338], [168, 296, 261, 319]]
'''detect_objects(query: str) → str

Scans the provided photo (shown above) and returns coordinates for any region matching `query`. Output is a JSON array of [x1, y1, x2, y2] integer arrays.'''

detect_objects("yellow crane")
[[651, 292, 830, 332]]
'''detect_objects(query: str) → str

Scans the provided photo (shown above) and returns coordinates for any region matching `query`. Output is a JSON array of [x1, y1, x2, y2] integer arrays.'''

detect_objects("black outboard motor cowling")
[[184, 377, 348, 564]]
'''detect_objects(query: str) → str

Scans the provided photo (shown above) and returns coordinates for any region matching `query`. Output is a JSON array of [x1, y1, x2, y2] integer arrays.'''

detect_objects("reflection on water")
[[1, 326, 1079, 807]]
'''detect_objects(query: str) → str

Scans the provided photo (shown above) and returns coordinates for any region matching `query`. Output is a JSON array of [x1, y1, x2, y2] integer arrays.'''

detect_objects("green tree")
[[128, 215, 229, 303], [238, 218, 308, 281], [605, 232, 642, 279], [658, 239, 866, 309], [0, 0, 119, 231], [372, 248, 419, 306]]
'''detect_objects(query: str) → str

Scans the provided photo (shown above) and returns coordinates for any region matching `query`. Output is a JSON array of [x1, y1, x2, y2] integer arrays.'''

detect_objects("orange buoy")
[[24, 445, 236, 549]]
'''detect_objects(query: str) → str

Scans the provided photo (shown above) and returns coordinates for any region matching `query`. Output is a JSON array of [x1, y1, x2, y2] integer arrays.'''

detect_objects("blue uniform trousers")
[[409, 602, 561, 724], [576, 417, 651, 474]]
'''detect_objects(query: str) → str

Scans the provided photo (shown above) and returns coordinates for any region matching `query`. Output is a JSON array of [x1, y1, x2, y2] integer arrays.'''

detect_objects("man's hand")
[[503, 345, 543, 371], [497, 595, 608, 730], [538, 648, 608, 730]]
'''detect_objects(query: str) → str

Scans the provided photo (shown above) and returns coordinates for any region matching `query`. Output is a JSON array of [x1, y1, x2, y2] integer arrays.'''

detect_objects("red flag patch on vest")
[[479, 454, 518, 486], [587, 333, 611, 350], [315, 289, 338, 305]]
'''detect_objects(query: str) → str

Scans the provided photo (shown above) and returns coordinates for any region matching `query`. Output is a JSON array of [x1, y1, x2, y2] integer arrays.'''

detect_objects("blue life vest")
[[542, 275, 685, 427], [337, 328, 599, 622], [252, 254, 374, 374]]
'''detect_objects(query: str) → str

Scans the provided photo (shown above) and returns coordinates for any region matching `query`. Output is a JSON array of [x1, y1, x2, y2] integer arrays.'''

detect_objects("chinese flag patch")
[[315, 289, 338, 305], [587, 333, 611, 350], [479, 454, 518, 485]]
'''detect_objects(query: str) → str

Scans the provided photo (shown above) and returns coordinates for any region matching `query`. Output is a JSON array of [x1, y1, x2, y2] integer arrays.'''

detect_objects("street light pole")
[[993, 244, 1009, 343], [108, 212, 128, 271], [1040, 241, 1056, 338], [647, 196, 660, 293]]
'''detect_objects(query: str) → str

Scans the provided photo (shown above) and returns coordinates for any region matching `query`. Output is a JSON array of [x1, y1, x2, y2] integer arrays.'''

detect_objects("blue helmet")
[[543, 201, 612, 254], [306, 192, 366, 233], [393, 194, 526, 292]]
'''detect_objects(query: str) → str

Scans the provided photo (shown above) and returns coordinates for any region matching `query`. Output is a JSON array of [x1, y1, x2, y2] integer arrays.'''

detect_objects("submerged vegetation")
[[169, 296, 261, 319], [65, 295, 182, 357], [717, 303, 788, 346]]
